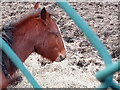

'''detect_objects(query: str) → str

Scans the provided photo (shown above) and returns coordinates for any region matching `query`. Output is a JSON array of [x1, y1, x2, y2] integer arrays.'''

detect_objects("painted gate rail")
[[0, 37, 42, 89], [55, 0, 120, 89], [0, 0, 120, 89]]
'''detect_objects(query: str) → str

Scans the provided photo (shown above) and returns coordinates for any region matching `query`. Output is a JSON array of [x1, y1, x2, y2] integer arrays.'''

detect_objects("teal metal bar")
[[110, 80, 120, 89], [98, 80, 120, 90], [55, 0, 112, 66], [96, 61, 120, 81], [55, 0, 119, 89], [97, 82, 110, 90], [96, 60, 120, 89], [0, 37, 42, 89]]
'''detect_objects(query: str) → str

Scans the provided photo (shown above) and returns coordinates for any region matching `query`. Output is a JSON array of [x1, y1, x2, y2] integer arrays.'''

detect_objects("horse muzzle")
[[56, 51, 66, 62]]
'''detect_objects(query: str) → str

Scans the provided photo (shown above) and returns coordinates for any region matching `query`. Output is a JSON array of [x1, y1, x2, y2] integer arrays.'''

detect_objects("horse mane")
[[1, 23, 14, 46], [10, 8, 41, 29], [0, 22, 16, 75], [14, 7, 54, 28]]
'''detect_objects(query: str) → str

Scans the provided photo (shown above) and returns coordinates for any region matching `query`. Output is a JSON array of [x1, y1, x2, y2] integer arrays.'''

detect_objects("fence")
[[55, 0, 120, 89], [0, 37, 42, 89], [0, 0, 120, 89]]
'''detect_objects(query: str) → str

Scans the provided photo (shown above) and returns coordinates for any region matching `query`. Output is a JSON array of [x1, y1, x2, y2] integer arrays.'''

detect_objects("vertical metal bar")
[[0, 37, 42, 89], [110, 80, 120, 89], [55, 0, 112, 66], [97, 82, 109, 90], [96, 61, 120, 81], [55, 0, 119, 89]]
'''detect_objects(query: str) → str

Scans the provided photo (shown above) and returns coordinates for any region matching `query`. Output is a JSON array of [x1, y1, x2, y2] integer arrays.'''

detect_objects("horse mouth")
[[55, 53, 66, 62], [59, 55, 66, 61]]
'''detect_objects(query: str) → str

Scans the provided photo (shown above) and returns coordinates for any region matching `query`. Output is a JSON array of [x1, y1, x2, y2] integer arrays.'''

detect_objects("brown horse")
[[0, 3, 66, 89]]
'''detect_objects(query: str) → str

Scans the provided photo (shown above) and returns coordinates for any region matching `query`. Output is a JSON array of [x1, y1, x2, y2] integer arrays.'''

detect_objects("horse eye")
[[55, 32, 59, 37]]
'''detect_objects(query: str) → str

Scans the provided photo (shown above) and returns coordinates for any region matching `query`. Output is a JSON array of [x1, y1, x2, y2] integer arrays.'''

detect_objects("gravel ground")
[[1, 1, 120, 88]]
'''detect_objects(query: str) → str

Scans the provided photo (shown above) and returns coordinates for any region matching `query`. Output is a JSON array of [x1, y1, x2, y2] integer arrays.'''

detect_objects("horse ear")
[[41, 7, 47, 21], [34, 2, 39, 10]]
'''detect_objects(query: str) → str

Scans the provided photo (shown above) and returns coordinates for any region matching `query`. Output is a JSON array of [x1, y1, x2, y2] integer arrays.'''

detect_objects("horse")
[[0, 3, 66, 89]]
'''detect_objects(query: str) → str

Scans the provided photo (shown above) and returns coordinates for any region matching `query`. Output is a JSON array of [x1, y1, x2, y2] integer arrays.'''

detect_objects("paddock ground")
[[1, 1, 120, 88]]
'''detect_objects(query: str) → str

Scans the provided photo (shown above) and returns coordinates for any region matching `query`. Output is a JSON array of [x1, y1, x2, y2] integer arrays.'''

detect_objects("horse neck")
[[11, 23, 38, 63], [1, 21, 38, 76]]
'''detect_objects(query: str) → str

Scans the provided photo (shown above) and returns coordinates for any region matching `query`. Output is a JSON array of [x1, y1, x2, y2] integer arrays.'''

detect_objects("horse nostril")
[[59, 55, 66, 61]]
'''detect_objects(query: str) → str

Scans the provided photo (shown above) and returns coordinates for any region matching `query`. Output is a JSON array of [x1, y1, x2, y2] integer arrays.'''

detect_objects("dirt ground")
[[1, 1, 120, 88]]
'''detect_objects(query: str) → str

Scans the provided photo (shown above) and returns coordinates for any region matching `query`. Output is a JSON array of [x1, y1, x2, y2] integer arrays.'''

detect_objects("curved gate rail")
[[56, 0, 120, 89], [55, 0, 120, 89], [0, 37, 42, 89], [0, 0, 120, 89]]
